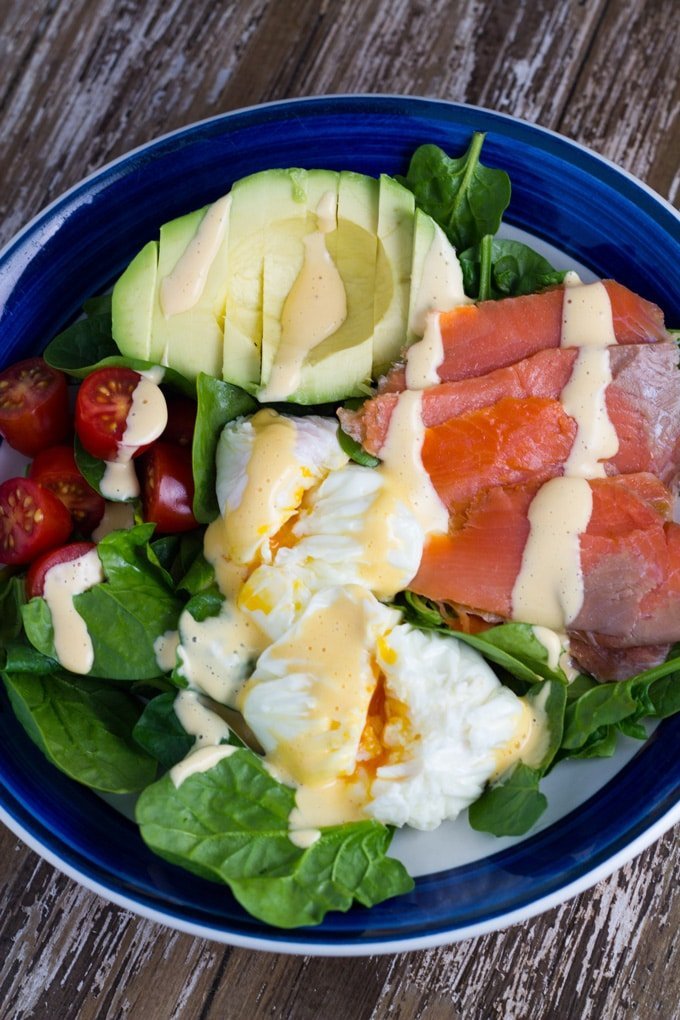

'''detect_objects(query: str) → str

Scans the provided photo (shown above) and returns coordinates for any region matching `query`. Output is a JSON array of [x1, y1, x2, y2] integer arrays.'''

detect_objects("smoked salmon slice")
[[380, 279, 670, 389], [410, 473, 679, 654], [421, 396, 576, 520], [341, 342, 680, 487]]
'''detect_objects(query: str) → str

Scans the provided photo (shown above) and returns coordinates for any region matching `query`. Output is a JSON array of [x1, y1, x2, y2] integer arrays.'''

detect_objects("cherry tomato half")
[[0, 358, 70, 457], [25, 541, 96, 599], [29, 445, 105, 535], [75, 366, 153, 461], [162, 394, 197, 448], [0, 477, 72, 565], [141, 442, 198, 534]]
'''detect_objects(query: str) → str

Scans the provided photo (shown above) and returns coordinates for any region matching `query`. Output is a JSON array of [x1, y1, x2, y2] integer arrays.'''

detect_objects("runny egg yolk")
[[355, 669, 415, 779]]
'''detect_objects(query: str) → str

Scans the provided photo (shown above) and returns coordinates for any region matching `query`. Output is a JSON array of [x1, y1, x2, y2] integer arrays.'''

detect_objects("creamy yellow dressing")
[[560, 347, 619, 478], [560, 279, 616, 348], [91, 500, 136, 541], [512, 278, 621, 629], [405, 310, 444, 389], [173, 688, 232, 748], [170, 744, 237, 788], [203, 517, 251, 599], [99, 460, 139, 501], [512, 476, 592, 629], [99, 376, 168, 501], [176, 601, 267, 706], [239, 589, 381, 786], [160, 194, 232, 318], [378, 389, 449, 537], [531, 625, 564, 671], [153, 629, 180, 673], [43, 548, 104, 674], [260, 195, 347, 401], [222, 409, 300, 565], [492, 684, 551, 779], [409, 222, 468, 337]]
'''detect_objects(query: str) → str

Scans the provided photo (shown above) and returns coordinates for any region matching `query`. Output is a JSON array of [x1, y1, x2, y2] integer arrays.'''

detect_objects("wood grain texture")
[[0, 0, 679, 1017]]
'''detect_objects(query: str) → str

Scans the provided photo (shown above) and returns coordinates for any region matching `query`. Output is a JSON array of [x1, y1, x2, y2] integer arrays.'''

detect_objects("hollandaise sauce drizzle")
[[100, 375, 168, 500], [160, 194, 232, 318], [260, 192, 347, 401], [222, 409, 299, 565], [43, 548, 104, 675], [512, 278, 619, 629]]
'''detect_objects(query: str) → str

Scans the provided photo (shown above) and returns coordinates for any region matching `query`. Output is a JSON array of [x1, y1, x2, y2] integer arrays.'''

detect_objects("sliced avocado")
[[222, 170, 303, 393], [281, 171, 379, 403], [372, 174, 415, 374], [260, 169, 340, 389], [111, 240, 158, 361], [147, 197, 230, 380], [407, 208, 467, 342]]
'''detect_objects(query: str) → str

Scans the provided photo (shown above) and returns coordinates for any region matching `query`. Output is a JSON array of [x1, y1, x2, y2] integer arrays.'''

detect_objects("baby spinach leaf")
[[152, 530, 206, 587], [43, 308, 119, 373], [2, 638, 59, 674], [528, 679, 567, 771], [136, 749, 413, 928], [82, 294, 113, 319], [192, 374, 257, 523], [561, 681, 639, 749], [647, 670, 680, 718], [337, 426, 380, 468], [459, 238, 565, 300], [21, 525, 183, 680], [44, 313, 194, 395], [2, 670, 156, 792], [178, 552, 215, 596], [399, 134, 511, 252], [132, 691, 195, 769], [397, 594, 565, 685], [469, 762, 547, 837]]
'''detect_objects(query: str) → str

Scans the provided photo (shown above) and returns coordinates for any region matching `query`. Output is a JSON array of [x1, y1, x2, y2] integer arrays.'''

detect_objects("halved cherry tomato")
[[26, 541, 96, 599], [0, 477, 72, 565], [162, 394, 197, 448], [0, 358, 70, 456], [29, 445, 105, 535], [141, 442, 198, 534], [75, 366, 153, 461]]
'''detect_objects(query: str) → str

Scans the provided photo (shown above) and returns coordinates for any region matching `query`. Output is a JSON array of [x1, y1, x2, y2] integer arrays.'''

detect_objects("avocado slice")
[[111, 240, 159, 361], [372, 174, 415, 375], [273, 171, 379, 404], [407, 208, 467, 341], [259, 169, 340, 390], [111, 198, 230, 380], [149, 197, 230, 380]]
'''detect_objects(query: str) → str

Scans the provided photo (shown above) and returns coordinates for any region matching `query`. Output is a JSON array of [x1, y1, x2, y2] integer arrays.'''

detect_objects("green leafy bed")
[[1, 133, 678, 930]]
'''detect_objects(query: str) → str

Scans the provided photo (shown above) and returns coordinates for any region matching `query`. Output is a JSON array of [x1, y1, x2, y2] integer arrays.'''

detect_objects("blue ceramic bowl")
[[1, 96, 679, 955]]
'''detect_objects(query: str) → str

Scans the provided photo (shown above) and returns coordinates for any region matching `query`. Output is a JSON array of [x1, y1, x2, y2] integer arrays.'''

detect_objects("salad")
[[1, 133, 679, 931]]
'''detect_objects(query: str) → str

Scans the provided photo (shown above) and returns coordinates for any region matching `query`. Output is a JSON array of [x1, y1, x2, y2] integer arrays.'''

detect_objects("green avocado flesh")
[[110, 169, 464, 398]]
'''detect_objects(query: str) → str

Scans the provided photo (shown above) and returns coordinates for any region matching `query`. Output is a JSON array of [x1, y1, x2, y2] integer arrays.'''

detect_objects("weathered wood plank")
[[0, 0, 679, 1017]]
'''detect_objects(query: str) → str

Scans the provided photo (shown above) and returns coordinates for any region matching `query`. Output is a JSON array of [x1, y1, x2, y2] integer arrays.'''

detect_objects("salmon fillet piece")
[[340, 343, 680, 488], [380, 279, 670, 389], [410, 474, 679, 652]]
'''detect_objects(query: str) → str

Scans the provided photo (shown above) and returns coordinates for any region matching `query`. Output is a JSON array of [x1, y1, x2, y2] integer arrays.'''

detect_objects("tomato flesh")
[[75, 366, 148, 461], [25, 541, 97, 599], [0, 477, 72, 565], [141, 442, 198, 534], [29, 444, 105, 535], [0, 358, 70, 457]]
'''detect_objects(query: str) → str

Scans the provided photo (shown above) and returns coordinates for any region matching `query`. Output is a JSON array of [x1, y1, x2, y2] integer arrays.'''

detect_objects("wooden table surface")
[[1, 1, 679, 1017]]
